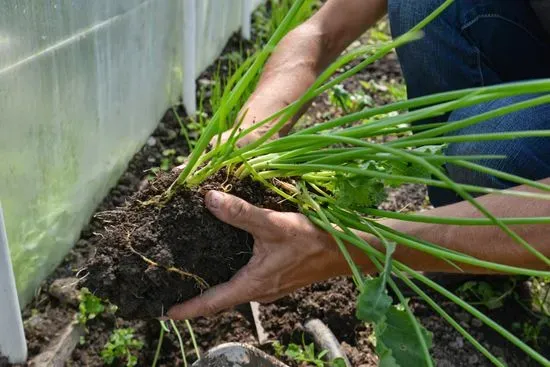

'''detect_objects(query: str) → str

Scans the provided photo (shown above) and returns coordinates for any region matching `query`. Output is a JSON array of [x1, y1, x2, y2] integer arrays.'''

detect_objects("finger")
[[167, 269, 255, 320], [205, 191, 268, 234]]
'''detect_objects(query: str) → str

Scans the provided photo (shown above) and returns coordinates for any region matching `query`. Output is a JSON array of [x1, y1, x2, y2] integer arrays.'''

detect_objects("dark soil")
[[84, 171, 292, 319], [25, 306, 74, 357], [260, 277, 378, 367]]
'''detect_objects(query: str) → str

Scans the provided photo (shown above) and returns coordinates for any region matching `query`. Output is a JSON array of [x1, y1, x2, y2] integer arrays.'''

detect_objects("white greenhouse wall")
[[0, 0, 261, 307]]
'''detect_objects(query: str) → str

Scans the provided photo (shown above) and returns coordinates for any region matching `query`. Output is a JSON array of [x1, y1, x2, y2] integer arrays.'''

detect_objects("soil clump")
[[84, 171, 293, 319]]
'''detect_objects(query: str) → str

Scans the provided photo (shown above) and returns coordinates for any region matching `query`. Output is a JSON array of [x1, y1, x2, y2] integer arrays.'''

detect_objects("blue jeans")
[[388, 0, 550, 206]]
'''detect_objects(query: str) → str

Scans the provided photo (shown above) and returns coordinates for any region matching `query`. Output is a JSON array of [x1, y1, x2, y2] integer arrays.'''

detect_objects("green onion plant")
[[170, 0, 550, 365]]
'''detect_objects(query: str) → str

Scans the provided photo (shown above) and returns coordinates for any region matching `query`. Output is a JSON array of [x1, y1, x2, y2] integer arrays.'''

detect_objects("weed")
[[456, 279, 517, 310], [77, 288, 114, 326], [512, 319, 550, 351], [101, 328, 144, 367], [359, 79, 407, 103], [367, 19, 392, 45], [272, 340, 346, 367], [328, 84, 373, 114], [530, 276, 550, 316]]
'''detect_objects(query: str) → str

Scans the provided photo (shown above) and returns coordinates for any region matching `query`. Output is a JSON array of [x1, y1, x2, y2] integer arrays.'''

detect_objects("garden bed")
[[19, 11, 550, 367]]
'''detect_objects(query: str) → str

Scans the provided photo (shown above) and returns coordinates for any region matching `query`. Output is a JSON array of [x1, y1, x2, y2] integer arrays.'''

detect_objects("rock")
[[163, 129, 178, 142], [450, 336, 464, 350], [25, 314, 44, 330], [29, 319, 84, 367], [146, 136, 156, 146], [492, 347, 504, 358], [455, 312, 471, 324], [468, 355, 480, 364], [471, 318, 483, 328], [138, 178, 150, 192], [436, 359, 454, 367], [198, 78, 215, 86], [48, 277, 80, 307]]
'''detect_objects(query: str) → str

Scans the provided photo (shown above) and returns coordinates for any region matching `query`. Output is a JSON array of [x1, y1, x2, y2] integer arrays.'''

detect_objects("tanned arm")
[[232, 0, 388, 145]]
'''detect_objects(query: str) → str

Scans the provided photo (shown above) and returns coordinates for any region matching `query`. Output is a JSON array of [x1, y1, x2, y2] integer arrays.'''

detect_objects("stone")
[[48, 277, 80, 307], [471, 318, 483, 328], [450, 336, 464, 350], [468, 355, 480, 364]]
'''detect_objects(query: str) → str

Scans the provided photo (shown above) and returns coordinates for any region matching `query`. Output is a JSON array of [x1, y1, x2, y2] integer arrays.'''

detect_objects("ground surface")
[[18, 9, 550, 367]]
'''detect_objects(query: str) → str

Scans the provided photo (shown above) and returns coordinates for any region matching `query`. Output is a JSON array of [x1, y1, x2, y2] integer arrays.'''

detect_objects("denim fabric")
[[387, 0, 550, 206]]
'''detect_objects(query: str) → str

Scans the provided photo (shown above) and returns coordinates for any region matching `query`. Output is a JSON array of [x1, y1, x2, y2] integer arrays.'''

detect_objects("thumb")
[[205, 191, 267, 235], [166, 267, 255, 319]]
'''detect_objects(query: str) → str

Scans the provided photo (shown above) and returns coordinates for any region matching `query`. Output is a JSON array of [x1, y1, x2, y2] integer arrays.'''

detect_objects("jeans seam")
[[474, 47, 485, 86], [461, 14, 543, 44]]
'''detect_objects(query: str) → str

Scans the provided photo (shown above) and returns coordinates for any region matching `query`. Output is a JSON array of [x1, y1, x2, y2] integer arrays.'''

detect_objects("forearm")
[[244, 0, 388, 134], [341, 178, 550, 274]]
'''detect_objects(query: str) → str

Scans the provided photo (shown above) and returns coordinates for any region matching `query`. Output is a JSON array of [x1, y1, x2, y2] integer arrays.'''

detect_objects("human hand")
[[208, 94, 290, 149], [167, 190, 352, 319]]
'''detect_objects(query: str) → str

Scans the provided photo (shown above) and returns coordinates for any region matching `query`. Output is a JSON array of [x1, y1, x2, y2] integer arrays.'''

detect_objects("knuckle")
[[228, 199, 249, 219]]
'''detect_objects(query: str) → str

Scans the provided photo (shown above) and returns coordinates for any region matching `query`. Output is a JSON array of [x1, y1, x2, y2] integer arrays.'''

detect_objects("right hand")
[[210, 94, 290, 149], [167, 190, 357, 320]]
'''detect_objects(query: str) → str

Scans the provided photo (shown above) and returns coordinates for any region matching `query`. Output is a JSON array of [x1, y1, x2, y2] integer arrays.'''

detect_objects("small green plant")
[[456, 279, 516, 310], [285, 342, 326, 367], [360, 80, 407, 103], [152, 319, 200, 367], [328, 84, 373, 114], [101, 328, 144, 367], [146, 149, 187, 181], [272, 340, 346, 367], [512, 319, 550, 351], [77, 288, 106, 325], [529, 276, 550, 315], [367, 19, 392, 45]]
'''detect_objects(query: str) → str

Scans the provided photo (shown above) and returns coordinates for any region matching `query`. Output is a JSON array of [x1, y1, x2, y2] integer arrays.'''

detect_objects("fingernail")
[[206, 191, 224, 210]]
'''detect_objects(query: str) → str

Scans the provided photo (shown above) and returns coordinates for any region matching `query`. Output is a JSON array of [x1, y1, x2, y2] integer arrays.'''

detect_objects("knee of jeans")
[[444, 141, 508, 189], [388, 0, 452, 37]]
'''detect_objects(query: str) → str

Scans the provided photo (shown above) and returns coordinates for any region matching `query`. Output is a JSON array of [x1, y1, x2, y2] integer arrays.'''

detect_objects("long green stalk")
[[152, 324, 165, 367], [255, 162, 550, 201], [193, 0, 455, 179], [185, 320, 201, 360], [331, 208, 549, 277], [175, 0, 307, 186], [165, 1, 550, 365], [363, 208, 550, 226], [170, 320, 188, 367]]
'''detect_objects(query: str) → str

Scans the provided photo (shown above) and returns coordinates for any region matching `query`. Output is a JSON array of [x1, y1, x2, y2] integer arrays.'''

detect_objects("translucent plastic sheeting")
[[195, 0, 243, 75], [0, 0, 255, 306]]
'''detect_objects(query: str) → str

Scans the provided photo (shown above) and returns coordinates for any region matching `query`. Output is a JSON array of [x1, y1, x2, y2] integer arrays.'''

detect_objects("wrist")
[[320, 229, 378, 278]]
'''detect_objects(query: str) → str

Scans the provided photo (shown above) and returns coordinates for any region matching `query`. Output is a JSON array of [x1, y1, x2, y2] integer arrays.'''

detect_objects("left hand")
[[167, 190, 352, 320]]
